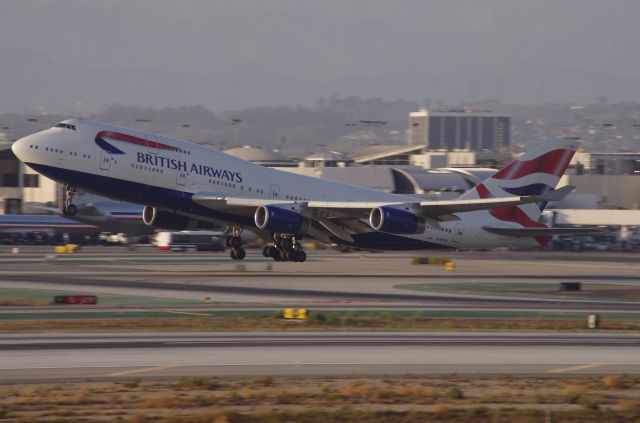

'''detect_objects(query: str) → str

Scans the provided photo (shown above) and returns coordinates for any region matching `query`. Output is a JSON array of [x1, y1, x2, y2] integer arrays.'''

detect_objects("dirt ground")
[[1, 375, 639, 422]]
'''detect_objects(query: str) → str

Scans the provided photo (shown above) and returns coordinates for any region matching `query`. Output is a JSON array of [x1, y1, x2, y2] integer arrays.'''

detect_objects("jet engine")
[[254, 205, 305, 234], [369, 206, 425, 234], [142, 206, 192, 230]]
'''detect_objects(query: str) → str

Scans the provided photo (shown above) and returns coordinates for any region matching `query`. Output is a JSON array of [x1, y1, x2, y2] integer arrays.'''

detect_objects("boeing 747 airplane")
[[12, 119, 581, 262]]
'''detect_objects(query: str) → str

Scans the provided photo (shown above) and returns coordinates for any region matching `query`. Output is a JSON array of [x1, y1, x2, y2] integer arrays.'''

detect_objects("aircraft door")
[[453, 222, 464, 243], [270, 184, 280, 199], [99, 151, 111, 171], [176, 169, 187, 186]]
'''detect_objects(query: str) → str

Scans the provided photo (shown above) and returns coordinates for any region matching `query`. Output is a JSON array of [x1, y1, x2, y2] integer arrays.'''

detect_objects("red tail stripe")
[[475, 182, 550, 245], [97, 131, 179, 152], [493, 149, 574, 180], [475, 183, 491, 199]]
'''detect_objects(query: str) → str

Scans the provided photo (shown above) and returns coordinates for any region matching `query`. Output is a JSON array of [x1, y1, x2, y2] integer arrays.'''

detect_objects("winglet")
[[539, 185, 575, 202]]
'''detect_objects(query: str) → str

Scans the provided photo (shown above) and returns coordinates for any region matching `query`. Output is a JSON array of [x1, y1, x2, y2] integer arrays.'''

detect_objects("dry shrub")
[[212, 416, 230, 423], [179, 376, 220, 390], [245, 376, 273, 387], [480, 389, 518, 403], [339, 382, 373, 401], [72, 387, 100, 405], [13, 386, 44, 405], [366, 385, 430, 403], [123, 378, 142, 389], [563, 383, 589, 404], [130, 415, 149, 423], [532, 392, 547, 404], [138, 395, 179, 409], [422, 387, 439, 398], [618, 400, 640, 411], [603, 375, 625, 389], [432, 402, 450, 414], [274, 388, 304, 404], [447, 387, 464, 400], [50, 408, 75, 417]]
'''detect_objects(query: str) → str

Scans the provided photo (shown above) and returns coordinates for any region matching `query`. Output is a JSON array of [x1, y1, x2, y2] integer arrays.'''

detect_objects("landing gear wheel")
[[296, 250, 307, 262], [65, 203, 78, 217], [271, 248, 282, 261], [234, 248, 246, 260], [279, 237, 293, 251], [262, 246, 271, 257], [229, 248, 237, 260]]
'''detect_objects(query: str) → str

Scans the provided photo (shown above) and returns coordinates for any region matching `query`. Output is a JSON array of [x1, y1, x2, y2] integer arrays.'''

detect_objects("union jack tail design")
[[459, 138, 579, 244]]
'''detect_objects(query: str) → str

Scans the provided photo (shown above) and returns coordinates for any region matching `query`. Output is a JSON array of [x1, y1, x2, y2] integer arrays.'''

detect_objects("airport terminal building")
[[409, 108, 511, 152]]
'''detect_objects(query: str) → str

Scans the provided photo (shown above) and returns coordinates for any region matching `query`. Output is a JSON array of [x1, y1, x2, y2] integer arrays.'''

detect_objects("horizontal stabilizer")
[[483, 226, 606, 237], [539, 185, 575, 202]]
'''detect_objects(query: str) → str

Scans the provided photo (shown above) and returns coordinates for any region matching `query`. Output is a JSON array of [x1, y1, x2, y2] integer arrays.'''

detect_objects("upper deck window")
[[55, 123, 76, 131]]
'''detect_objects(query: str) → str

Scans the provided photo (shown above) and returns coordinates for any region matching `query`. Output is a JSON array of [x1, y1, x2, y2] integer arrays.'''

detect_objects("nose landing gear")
[[227, 226, 246, 260], [61, 184, 77, 217]]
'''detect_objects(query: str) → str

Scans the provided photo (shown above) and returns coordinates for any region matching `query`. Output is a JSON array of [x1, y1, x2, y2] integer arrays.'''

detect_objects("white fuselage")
[[12, 119, 535, 251]]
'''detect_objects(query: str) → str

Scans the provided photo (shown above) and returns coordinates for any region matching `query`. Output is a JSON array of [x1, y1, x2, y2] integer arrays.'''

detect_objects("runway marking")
[[163, 310, 211, 317], [105, 365, 178, 377], [547, 363, 606, 374]]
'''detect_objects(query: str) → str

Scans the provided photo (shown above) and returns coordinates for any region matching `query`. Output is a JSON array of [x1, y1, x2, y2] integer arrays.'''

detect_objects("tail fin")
[[459, 138, 579, 244]]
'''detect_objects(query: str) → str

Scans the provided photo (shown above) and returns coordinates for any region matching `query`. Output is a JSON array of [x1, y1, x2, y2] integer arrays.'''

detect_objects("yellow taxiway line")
[[105, 365, 178, 377], [547, 363, 606, 374]]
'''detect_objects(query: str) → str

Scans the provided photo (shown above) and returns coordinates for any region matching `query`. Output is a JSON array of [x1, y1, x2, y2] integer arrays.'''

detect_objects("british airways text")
[[137, 152, 243, 183]]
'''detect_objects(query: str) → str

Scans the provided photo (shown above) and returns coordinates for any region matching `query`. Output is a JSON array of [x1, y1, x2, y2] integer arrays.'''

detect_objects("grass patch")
[[2, 312, 640, 332]]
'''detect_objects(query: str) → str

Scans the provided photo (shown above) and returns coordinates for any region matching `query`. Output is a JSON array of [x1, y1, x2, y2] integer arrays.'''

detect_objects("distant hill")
[[3, 47, 640, 115]]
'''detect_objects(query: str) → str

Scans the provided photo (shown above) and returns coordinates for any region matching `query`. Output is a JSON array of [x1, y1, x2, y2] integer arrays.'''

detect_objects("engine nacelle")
[[369, 206, 425, 234], [254, 205, 304, 234], [142, 206, 192, 230]]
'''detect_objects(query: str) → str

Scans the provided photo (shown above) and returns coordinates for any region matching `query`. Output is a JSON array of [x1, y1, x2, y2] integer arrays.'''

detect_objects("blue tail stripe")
[[502, 183, 553, 197]]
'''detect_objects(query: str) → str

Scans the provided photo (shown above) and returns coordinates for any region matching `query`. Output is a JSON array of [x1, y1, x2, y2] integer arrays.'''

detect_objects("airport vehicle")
[[156, 230, 227, 251], [12, 119, 580, 262]]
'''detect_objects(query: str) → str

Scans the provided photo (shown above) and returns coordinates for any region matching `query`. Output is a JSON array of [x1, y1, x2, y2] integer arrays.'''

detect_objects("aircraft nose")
[[11, 136, 28, 161]]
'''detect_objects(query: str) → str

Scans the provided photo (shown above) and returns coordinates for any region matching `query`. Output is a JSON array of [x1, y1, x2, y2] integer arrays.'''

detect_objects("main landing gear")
[[262, 234, 307, 262], [227, 226, 246, 260], [61, 184, 78, 217]]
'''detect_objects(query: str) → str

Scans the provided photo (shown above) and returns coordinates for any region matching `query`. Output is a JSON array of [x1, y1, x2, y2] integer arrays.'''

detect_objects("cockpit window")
[[55, 123, 76, 131]]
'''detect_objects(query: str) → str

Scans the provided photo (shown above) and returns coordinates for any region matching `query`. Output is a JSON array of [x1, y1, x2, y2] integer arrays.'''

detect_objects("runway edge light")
[[587, 314, 600, 329]]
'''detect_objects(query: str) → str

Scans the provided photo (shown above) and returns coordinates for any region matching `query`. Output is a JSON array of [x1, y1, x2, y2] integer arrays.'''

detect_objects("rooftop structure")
[[300, 151, 353, 168], [223, 145, 296, 167]]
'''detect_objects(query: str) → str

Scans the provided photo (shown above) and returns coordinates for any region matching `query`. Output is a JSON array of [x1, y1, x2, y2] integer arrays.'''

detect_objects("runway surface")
[[2, 249, 640, 382], [1, 332, 639, 381]]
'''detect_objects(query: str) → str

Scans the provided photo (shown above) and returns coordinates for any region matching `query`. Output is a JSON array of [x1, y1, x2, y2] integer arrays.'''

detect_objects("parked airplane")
[[29, 193, 152, 237], [0, 213, 98, 245], [12, 119, 580, 262], [0, 214, 97, 234]]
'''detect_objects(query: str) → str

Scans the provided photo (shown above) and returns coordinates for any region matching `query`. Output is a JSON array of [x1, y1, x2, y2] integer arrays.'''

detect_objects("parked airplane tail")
[[458, 138, 579, 244]]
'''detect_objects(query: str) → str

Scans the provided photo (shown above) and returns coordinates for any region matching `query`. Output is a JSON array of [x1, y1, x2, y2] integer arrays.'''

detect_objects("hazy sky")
[[1, 0, 640, 111]]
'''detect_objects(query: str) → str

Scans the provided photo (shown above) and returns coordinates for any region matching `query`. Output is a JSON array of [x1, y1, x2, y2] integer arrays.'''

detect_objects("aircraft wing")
[[26, 204, 62, 214], [193, 185, 573, 219], [192, 186, 574, 243]]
